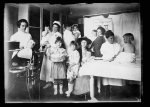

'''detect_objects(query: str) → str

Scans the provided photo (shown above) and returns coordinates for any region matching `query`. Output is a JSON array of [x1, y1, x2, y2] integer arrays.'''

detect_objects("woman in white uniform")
[[40, 21, 62, 89], [10, 19, 32, 65], [100, 30, 125, 98]]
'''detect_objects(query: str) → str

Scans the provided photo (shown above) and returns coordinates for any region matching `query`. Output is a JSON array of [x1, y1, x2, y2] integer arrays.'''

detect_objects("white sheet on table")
[[79, 60, 141, 81]]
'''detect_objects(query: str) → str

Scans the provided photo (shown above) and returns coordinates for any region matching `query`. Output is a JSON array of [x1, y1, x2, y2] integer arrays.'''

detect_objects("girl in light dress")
[[47, 37, 67, 95], [65, 41, 80, 97]]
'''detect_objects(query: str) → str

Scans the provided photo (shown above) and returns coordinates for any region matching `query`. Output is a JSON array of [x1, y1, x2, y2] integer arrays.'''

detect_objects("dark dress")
[[90, 36, 105, 57]]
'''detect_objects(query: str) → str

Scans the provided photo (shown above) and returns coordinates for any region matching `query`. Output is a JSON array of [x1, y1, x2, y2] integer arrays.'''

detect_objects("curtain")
[[109, 12, 141, 59]]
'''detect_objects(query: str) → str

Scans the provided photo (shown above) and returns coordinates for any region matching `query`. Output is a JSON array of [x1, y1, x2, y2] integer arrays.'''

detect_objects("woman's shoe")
[[43, 82, 52, 89], [59, 84, 63, 94], [54, 90, 58, 95]]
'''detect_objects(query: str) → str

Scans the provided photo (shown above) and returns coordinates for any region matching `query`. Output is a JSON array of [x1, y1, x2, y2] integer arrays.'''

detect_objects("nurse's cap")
[[53, 21, 61, 26]]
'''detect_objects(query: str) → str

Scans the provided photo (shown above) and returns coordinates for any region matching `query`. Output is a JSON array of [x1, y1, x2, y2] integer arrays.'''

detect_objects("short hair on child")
[[123, 33, 134, 41], [55, 37, 63, 44], [105, 30, 114, 39], [70, 41, 77, 48], [17, 19, 29, 28]]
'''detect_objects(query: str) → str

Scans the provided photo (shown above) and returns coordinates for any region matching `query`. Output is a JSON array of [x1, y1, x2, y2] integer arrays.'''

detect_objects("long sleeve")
[[100, 42, 114, 60], [101, 42, 121, 61], [10, 34, 15, 41]]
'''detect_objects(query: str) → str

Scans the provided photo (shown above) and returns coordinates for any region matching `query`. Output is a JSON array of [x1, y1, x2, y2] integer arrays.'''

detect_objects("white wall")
[[18, 4, 29, 32]]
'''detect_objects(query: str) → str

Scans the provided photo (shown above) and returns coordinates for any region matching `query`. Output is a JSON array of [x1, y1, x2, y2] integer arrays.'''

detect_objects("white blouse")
[[63, 30, 75, 49], [82, 50, 91, 64], [100, 41, 121, 61], [10, 30, 32, 49]]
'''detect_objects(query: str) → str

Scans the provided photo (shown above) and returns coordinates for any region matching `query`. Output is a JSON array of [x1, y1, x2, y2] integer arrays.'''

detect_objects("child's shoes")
[[54, 90, 57, 95], [65, 91, 71, 97], [59, 89, 63, 95]]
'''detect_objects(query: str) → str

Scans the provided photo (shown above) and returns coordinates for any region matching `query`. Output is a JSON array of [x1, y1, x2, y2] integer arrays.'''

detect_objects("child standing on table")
[[114, 33, 136, 63], [65, 41, 80, 97], [47, 37, 67, 95], [123, 33, 135, 53]]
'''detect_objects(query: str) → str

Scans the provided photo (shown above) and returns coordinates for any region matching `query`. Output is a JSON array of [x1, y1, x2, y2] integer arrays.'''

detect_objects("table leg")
[[88, 75, 98, 102]]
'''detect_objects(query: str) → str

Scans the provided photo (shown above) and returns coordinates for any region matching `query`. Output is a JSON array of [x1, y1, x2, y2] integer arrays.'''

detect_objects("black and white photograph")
[[4, 3, 142, 103]]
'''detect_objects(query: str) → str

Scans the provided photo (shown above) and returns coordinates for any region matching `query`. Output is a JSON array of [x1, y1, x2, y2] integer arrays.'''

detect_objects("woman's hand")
[[109, 57, 114, 62]]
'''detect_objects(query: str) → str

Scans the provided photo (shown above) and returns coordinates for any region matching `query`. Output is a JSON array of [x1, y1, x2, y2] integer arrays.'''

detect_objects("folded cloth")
[[114, 52, 136, 63]]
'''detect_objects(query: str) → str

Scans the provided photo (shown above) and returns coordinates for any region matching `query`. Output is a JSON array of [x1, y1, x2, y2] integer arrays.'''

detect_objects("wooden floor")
[[5, 73, 141, 103]]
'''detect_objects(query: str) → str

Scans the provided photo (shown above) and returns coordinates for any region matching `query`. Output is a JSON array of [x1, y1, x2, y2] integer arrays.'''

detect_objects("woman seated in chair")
[[72, 37, 92, 96], [11, 40, 35, 67]]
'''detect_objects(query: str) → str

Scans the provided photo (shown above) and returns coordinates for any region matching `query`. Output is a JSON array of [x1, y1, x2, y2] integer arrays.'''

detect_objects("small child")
[[114, 33, 136, 63], [122, 33, 135, 53], [72, 24, 81, 41], [47, 37, 67, 95], [65, 41, 80, 97]]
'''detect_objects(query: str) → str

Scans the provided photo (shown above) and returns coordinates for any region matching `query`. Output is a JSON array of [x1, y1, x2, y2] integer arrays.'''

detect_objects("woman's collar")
[[18, 30, 26, 33]]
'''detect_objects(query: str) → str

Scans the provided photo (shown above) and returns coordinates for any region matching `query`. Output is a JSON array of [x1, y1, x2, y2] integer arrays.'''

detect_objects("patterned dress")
[[67, 50, 80, 80]]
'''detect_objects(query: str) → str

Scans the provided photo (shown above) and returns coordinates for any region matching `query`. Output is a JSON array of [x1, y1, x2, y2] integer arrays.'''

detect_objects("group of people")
[[9, 19, 136, 99]]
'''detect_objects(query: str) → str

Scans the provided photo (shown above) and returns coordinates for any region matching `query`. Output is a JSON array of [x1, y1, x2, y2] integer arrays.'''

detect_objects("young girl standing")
[[47, 37, 67, 95], [65, 41, 80, 97]]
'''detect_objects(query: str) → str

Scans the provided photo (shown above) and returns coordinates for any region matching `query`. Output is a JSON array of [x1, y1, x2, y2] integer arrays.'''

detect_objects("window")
[[29, 6, 40, 27], [29, 5, 41, 51], [53, 13, 59, 22]]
